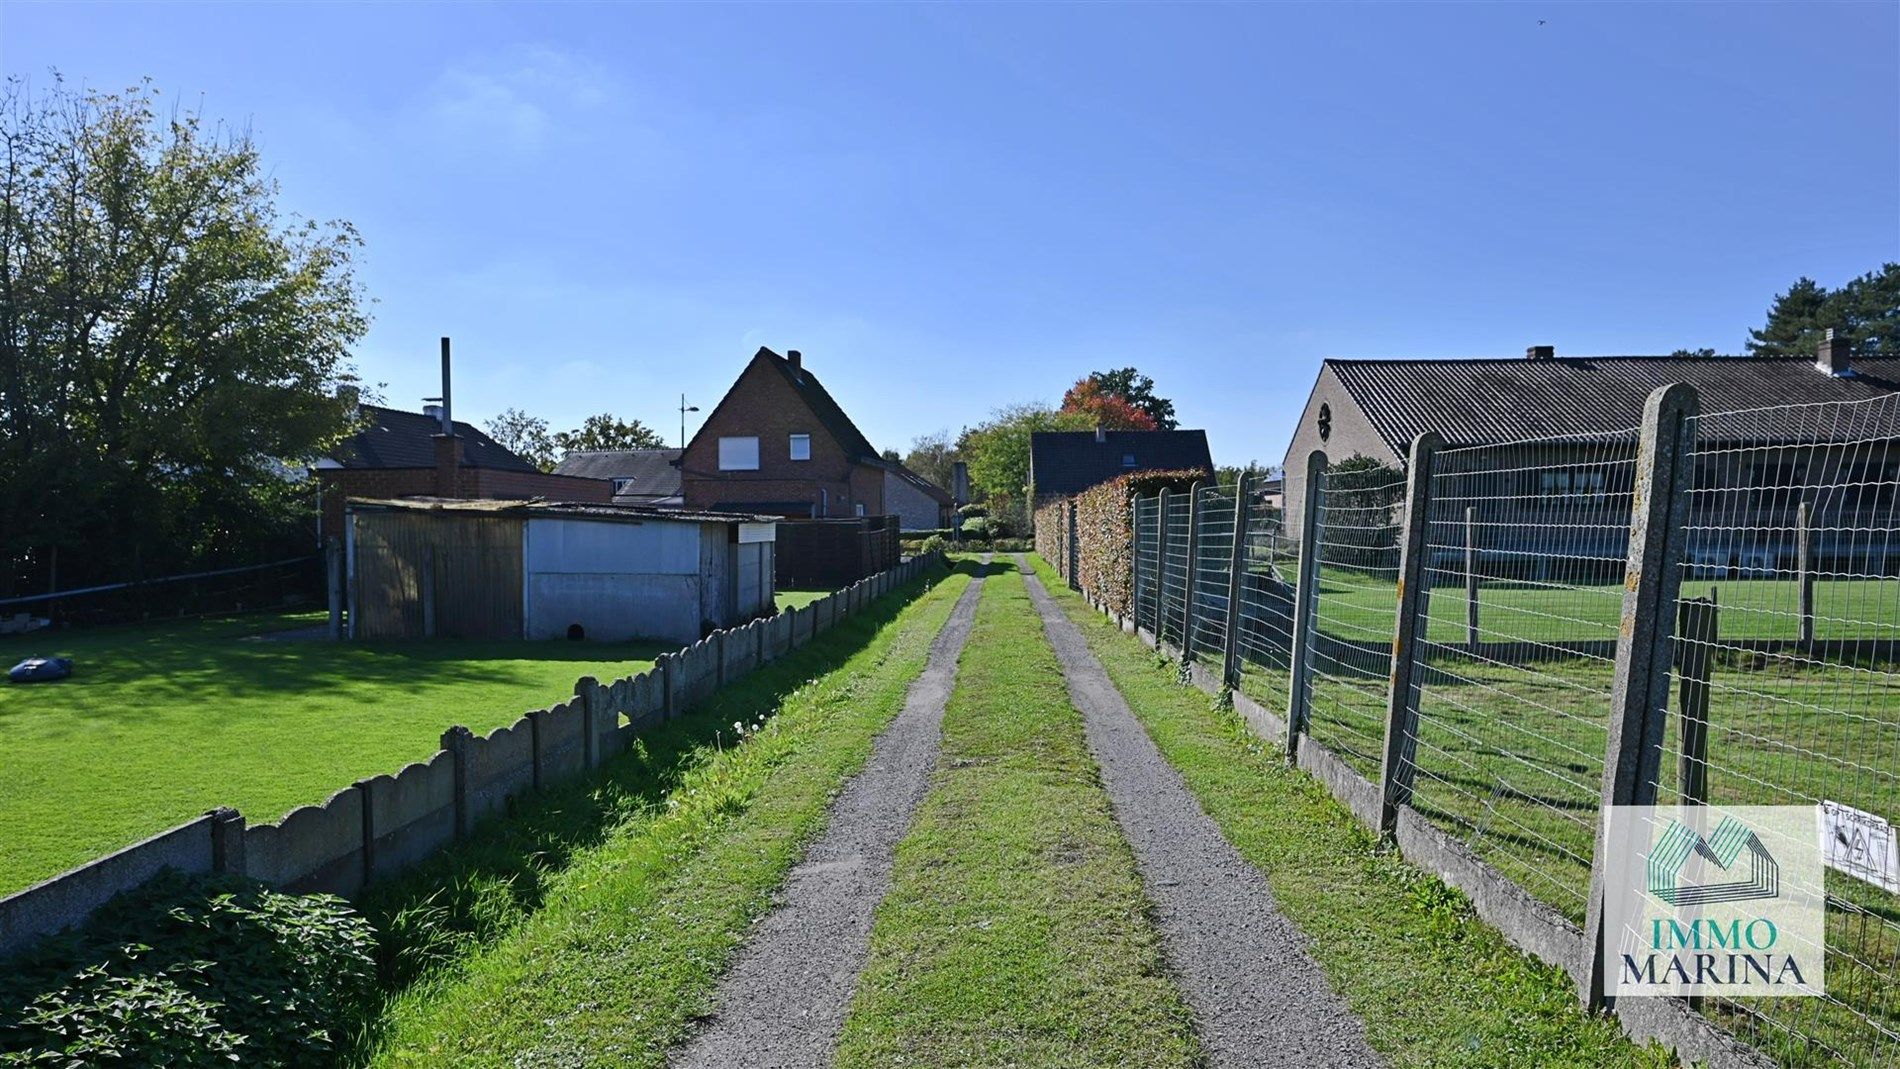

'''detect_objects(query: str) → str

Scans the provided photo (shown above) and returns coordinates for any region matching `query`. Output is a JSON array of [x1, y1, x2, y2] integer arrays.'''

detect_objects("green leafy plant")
[[0, 872, 377, 1067]]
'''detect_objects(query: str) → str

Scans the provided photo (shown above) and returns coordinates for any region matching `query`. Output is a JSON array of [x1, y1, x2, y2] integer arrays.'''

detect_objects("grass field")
[[363, 565, 964, 1066], [774, 588, 834, 611], [836, 563, 1201, 1068], [0, 612, 670, 895]]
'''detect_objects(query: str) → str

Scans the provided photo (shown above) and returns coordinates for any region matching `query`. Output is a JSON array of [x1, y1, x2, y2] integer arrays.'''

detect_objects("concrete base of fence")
[[0, 815, 217, 959], [1230, 688, 1286, 746], [1293, 734, 1383, 832]]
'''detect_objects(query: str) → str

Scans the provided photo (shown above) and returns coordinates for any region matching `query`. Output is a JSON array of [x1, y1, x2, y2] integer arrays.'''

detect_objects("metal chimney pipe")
[[439, 337, 453, 435]]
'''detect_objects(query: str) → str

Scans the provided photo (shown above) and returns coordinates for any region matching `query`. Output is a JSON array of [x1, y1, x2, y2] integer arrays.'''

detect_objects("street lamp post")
[[679, 394, 699, 449]]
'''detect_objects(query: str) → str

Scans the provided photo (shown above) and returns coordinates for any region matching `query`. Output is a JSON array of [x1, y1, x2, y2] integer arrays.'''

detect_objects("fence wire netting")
[[1235, 491, 1296, 712], [1657, 396, 1900, 1066], [1191, 484, 1237, 661], [1302, 461, 1408, 778], [1114, 395, 1900, 1066], [1159, 494, 1192, 650], [1405, 432, 1638, 920], [1134, 496, 1161, 634]]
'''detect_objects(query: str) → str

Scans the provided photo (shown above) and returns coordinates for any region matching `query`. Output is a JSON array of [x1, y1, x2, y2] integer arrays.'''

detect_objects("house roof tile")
[[1029, 429, 1214, 498]]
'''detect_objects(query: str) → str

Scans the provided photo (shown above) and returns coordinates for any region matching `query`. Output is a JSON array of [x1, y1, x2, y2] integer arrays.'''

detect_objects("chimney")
[[787, 349, 802, 372], [1094, 424, 1107, 444], [952, 461, 970, 507], [1526, 345, 1556, 361], [1817, 328, 1853, 377], [432, 336, 460, 496]]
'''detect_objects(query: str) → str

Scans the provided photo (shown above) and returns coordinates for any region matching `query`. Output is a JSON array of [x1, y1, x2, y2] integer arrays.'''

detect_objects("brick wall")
[[681, 353, 882, 517]]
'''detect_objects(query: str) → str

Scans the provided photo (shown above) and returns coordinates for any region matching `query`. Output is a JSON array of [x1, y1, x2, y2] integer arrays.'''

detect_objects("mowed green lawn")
[[774, 589, 834, 611], [0, 613, 669, 895]]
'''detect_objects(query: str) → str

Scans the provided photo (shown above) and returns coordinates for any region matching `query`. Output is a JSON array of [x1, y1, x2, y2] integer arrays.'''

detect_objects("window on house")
[[855, 503, 866, 517], [611, 477, 634, 495], [718, 436, 760, 471], [789, 433, 811, 461], [1533, 467, 1615, 509], [1122, 454, 1137, 468]]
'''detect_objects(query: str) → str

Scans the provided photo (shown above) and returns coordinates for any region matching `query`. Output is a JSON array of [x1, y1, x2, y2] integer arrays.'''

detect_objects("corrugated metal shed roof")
[[1329, 355, 1900, 453], [347, 498, 776, 524]]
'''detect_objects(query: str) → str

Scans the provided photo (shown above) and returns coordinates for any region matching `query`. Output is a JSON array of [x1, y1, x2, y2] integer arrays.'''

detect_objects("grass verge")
[[834, 562, 1201, 1069], [1027, 554, 1670, 1069], [358, 564, 970, 1067]]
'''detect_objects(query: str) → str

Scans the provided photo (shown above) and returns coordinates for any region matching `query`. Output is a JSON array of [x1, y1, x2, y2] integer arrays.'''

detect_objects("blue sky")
[[5, 2, 1896, 468]]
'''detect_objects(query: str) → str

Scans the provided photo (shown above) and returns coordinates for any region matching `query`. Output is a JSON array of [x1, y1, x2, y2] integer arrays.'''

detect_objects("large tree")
[[552, 413, 666, 455], [0, 78, 366, 595], [956, 402, 1092, 531], [484, 407, 557, 471], [902, 429, 960, 492], [1747, 265, 1900, 358], [1062, 367, 1177, 430]]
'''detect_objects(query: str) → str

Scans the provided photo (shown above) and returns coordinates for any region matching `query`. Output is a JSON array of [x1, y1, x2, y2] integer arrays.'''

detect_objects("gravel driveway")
[[670, 564, 989, 1069], [1022, 563, 1384, 1069]]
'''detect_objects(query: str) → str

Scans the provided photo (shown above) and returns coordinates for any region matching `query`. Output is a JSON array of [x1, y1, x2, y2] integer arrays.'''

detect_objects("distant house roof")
[[1028, 429, 1215, 499], [1327, 355, 1900, 454], [872, 457, 955, 505], [330, 405, 539, 472], [552, 449, 683, 501]]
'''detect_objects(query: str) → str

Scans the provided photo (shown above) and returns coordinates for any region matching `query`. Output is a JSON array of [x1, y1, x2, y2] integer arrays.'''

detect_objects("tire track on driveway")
[[1021, 561, 1384, 1069], [671, 561, 989, 1069]]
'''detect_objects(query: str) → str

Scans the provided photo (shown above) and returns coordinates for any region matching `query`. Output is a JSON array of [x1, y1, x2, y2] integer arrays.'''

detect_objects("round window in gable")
[[1317, 403, 1333, 442]]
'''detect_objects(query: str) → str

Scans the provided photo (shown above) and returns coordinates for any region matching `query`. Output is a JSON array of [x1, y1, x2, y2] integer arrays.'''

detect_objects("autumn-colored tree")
[[1060, 377, 1158, 430]]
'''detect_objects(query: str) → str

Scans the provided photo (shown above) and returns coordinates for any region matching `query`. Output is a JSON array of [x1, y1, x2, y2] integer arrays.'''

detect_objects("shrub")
[[918, 535, 947, 557], [0, 872, 377, 1067], [956, 503, 987, 519]]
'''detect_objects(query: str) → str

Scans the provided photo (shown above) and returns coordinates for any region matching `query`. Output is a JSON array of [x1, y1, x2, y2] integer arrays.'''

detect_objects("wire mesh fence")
[[1191, 484, 1236, 662], [1655, 396, 1900, 1066], [1159, 493, 1191, 650], [1302, 460, 1408, 779], [1235, 490, 1297, 712], [1115, 389, 1900, 1066], [1405, 432, 1638, 920]]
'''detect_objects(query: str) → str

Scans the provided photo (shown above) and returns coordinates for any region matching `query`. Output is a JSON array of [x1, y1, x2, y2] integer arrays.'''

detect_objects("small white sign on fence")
[[1821, 800, 1900, 894]]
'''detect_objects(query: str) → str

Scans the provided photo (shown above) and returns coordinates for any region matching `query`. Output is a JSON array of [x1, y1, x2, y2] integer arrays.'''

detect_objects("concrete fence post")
[[1675, 593, 1717, 806], [660, 653, 679, 719], [1582, 382, 1698, 1011], [576, 676, 600, 768], [442, 725, 474, 839], [1129, 496, 1143, 634], [1181, 482, 1204, 659], [528, 708, 545, 790], [1285, 450, 1328, 758], [1465, 505, 1481, 653], [352, 778, 377, 886], [1221, 472, 1251, 689], [1377, 431, 1443, 834], [208, 807, 246, 877], [1797, 500, 1815, 645]]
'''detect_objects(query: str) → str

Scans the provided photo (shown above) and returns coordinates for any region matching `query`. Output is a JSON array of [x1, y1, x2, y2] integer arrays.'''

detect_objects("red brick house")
[[315, 404, 611, 541], [681, 348, 952, 529]]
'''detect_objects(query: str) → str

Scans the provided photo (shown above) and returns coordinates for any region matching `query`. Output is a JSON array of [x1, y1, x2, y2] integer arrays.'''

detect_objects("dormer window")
[[611, 477, 634, 495]]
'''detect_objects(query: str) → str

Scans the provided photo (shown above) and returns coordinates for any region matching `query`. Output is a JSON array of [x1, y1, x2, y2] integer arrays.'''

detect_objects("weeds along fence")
[[0, 554, 946, 962], [1078, 386, 1900, 1069]]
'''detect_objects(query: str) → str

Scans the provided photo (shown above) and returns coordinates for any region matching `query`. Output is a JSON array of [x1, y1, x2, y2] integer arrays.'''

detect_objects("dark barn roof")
[[332, 405, 539, 471], [553, 449, 682, 499], [1329, 355, 1900, 453], [1029, 429, 1214, 499]]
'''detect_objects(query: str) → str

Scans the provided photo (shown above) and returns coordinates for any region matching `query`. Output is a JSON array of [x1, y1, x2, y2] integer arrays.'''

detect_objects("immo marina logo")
[[1605, 806, 1825, 997]]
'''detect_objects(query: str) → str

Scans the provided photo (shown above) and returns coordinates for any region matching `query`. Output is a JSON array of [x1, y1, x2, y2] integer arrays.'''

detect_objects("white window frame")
[[718, 436, 761, 471], [611, 477, 634, 495], [789, 433, 812, 461]]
